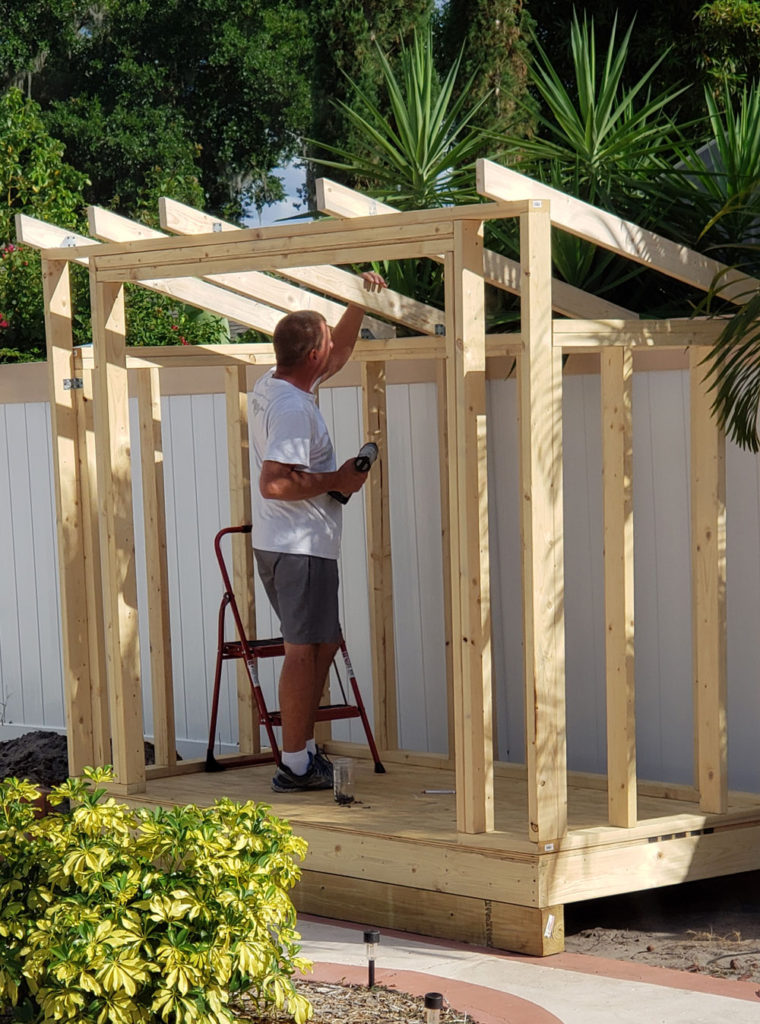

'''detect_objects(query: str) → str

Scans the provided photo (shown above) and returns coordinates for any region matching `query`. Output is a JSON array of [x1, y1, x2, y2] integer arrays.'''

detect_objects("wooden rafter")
[[159, 199, 440, 336], [477, 160, 758, 303], [88, 206, 394, 339], [316, 178, 638, 320]]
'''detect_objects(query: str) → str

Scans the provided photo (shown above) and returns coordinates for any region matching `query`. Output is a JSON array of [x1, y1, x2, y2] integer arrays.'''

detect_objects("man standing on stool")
[[251, 271, 387, 792]]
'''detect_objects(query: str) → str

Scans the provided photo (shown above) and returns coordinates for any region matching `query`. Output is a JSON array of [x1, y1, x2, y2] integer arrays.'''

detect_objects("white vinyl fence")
[[2, 363, 760, 792]]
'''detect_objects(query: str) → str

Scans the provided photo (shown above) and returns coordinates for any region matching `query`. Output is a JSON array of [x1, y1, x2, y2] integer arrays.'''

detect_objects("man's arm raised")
[[322, 270, 387, 380]]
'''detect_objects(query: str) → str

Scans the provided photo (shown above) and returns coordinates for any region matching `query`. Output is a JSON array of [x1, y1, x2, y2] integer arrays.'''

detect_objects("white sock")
[[306, 738, 317, 756], [282, 748, 310, 776]]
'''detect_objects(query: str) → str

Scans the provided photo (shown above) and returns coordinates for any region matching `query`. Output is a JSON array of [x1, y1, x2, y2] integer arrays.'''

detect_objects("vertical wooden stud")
[[361, 361, 398, 751], [225, 365, 258, 754], [435, 359, 456, 759], [445, 220, 494, 834], [77, 358, 110, 766], [89, 265, 146, 793], [42, 258, 95, 776], [690, 347, 727, 813], [601, 346, 636, 826], [519, 203, 568, 844], [136, 367, 176, 768]]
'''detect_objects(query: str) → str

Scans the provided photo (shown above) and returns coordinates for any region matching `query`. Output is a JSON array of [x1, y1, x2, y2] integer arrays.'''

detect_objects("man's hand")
[[333, 457, 369, 496], [360, 270, 388, 293]]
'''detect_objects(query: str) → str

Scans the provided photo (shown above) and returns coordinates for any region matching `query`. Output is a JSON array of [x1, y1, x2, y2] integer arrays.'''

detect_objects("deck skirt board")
[[117, 758, 760, 950]]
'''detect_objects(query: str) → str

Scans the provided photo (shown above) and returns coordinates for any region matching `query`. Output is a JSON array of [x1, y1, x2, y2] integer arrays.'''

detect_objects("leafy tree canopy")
[[435, 0, 536, 137], [9, 0, 313, 220]]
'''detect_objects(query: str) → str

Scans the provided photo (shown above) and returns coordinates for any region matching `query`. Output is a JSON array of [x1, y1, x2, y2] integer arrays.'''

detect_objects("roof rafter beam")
[[15, 214, 285, 333], [477, 159, 757, 304], [89, 206, 394, 339], [316, 178, 639, 321], [159, 199, 441, 336]]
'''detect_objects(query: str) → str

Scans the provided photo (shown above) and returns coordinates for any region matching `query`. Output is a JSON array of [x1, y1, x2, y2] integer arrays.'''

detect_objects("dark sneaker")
[[313, 746, 333, 774], [271, 753, 333, 793]]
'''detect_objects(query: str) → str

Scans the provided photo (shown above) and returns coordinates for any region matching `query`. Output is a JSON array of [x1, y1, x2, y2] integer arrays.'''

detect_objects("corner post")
[[42, 257, 95, 775], [445, 218, 494, 834], [519, 202, 567, 843], [89, 263, 146, 792]]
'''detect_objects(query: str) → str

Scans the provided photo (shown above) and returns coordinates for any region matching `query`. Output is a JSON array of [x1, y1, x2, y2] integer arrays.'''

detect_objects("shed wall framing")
[[20, 169, 760, 954]]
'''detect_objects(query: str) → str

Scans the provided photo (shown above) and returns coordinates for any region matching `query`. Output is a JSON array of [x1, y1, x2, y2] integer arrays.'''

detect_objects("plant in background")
[[0, 767, 312, 1024], [494, 11, 694, 308], [310, 27, 496, 309], [310, 27, 492, 209]]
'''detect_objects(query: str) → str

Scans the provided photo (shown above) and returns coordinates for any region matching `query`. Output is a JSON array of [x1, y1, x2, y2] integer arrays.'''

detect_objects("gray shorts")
[[254, 549, 340, 645]]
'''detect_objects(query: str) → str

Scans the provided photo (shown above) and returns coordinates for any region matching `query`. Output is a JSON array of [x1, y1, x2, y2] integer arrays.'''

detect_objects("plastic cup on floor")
[[333, 757, 355, 805]]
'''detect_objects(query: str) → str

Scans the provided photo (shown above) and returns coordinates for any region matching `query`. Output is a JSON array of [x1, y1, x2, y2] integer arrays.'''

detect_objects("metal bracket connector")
[[63, 378, 84, 391]]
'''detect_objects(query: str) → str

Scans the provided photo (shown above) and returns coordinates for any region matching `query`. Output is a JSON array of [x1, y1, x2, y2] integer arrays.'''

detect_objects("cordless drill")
[[328, 442, 379, 504]]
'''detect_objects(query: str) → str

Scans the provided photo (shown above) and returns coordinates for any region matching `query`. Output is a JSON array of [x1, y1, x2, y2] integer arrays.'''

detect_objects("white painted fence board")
[[486, 378, 523, 762], [632, 371, 693, 785], [726, 442, 760, 792]]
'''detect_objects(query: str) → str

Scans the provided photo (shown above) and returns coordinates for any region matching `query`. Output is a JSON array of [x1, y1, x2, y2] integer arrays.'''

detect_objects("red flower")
[[180, 336, 188, 345]]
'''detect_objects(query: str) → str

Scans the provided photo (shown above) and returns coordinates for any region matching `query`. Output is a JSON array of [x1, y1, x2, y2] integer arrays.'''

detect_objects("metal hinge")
[[63, 378, 84, 391]]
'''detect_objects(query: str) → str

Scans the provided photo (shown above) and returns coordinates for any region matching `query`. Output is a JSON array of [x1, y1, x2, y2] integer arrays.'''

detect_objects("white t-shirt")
[[251, 369, 342, 559]]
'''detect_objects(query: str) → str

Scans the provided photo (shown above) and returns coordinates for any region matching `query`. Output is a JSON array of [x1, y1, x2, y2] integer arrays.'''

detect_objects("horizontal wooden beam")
[[316, 178, 638, 320], [477, 160, 756, 303], [86, 235, 454, 282], [553, 318, 730, 348], [46, 199, 531, 263], [159, 199, 441, 336], [17, 215, 284, 333], [89, 206, 394, 338]]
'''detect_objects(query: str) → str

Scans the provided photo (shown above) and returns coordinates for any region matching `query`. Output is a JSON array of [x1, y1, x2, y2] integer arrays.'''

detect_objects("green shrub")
[[0, 767, 312, 1024]]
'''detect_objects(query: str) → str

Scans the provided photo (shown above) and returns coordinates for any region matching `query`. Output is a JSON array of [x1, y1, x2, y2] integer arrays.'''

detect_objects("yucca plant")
[[509, 11, 689, 212], [664, 83, 760, 253], [493, 11, 692, 305], [310, 26, 492, 209], [680, 83, 760, 451]]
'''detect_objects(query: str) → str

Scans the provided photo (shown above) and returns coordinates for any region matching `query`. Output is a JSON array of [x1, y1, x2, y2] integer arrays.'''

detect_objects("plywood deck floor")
[[121, 754, 760, 954]]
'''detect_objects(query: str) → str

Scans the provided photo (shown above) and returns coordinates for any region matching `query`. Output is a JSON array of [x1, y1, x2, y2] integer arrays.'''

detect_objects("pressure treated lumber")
[[136, 368, 176, 769], [690, 348, 727, 813], [17, 213, 286, 334], [159, 199, 437, 336], [316, 177, 637, 320], [553, 318, 727, 348], [76, 359, 111, 767], [361, 361, 398, 751], [601, 347, 636, 827], [88, 273, 146, 792], [478, 160, 756, 303], [445, 219, 494, 834], [519, 205, 567, 844], [89, 206, 393, 339], [225, 366, 259, 755], [41, 258, 95, 775], [295, 871, 564, 955], [48, 202, 531, 283]]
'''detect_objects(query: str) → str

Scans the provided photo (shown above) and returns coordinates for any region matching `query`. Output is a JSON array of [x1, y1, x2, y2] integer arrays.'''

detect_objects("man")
[[251, 271, 387, 792]]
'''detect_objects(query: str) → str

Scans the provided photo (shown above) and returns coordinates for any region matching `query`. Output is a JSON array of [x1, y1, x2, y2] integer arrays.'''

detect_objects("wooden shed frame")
[[19, 159, 760, 954]]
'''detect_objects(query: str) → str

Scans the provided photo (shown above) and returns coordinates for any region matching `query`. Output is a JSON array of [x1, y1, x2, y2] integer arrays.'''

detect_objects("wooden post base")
[[294, 870, 564, 957]]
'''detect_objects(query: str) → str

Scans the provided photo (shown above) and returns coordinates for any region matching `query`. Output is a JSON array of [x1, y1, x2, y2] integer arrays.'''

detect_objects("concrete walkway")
[[297, 916, 760, 1023]]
